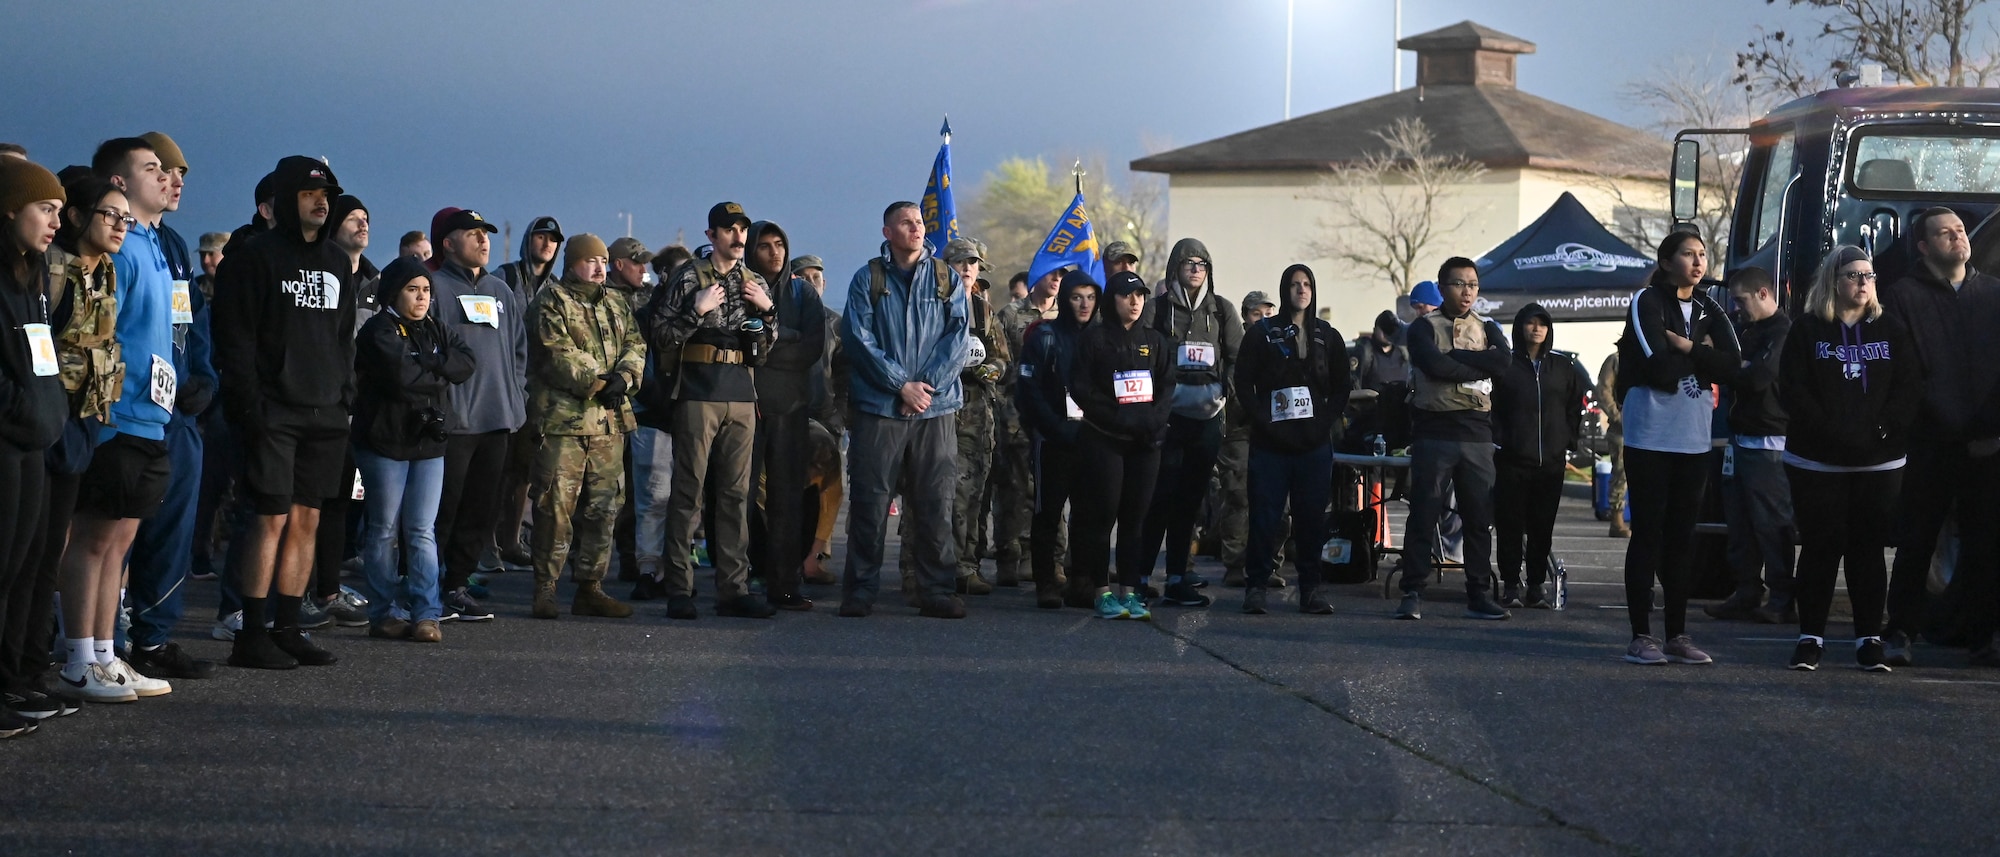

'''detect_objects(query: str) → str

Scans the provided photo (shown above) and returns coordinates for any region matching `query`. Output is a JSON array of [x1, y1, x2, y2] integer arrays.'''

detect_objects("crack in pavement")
[[1147, 622, 1644, 857]]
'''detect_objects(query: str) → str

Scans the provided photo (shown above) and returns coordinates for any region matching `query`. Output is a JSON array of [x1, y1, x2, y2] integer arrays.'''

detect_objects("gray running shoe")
[[1664, 634, 1713, 665], [1625, 635, 1668, 665]]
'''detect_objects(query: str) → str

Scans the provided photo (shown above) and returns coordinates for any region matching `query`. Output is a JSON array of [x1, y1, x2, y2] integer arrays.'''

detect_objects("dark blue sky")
[[4, 0, 1780, 307]]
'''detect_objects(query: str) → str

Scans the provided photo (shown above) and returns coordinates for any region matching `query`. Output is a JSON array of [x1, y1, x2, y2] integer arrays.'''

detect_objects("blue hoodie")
[[107, 221, 179, 440], [839, 245, 968, 420]]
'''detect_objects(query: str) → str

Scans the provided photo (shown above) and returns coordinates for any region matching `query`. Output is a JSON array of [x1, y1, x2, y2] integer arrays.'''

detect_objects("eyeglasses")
[[1841, 271, 1879, 283], [95, 208, 137, 229], [1441, 280, 1477, 288], [1181, 260, 1210, 271]]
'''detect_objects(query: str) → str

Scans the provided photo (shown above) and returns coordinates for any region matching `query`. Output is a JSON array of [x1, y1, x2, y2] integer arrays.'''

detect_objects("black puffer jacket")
[[0, 252, 66, 453], [1016, 273, 1098, 443], [1072, 310, 1176, 449], [1233, 264, 1349, 454], [1492, 303, 1583, 470], [352, 259, 476, 460]]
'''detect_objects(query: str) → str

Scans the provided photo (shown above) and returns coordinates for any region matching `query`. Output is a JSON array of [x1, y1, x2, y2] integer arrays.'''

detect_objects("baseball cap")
[[1410, 280, 1443, 308], [434, 208, 499, 241], [1105, 271, 1150, 297], [943, 237, 985, 266], [789, 255, 824, 276], [708, 201, 751, 231], [1242, 290, 1276, 311], [1103, 240, 1139, 264], [527, 215, 564, 242], [608, 236, 654, 264], [197, 231, 229, 254]]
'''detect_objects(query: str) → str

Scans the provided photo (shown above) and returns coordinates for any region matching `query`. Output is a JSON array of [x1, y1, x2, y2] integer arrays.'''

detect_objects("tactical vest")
[[47, 248, 124, 422], [1410, 312, 1493, 413]]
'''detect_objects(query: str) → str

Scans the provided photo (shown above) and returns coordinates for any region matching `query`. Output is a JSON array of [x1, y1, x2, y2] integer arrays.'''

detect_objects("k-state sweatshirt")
[[1779, 311, 1924, 470]]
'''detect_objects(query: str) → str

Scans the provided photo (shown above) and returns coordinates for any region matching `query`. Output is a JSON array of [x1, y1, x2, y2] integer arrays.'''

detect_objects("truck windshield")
[[1851, 132, 2000, 196]]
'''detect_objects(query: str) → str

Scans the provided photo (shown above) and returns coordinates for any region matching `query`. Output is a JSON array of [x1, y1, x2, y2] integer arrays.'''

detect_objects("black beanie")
[[378, 255, 430, 307]]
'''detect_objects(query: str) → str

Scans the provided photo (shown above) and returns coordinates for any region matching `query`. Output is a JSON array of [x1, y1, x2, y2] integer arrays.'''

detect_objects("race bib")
[[459, 294, 501, 328], [171, 280, 194, 325], [1019, 363, 1034, 378], [149, 353, 177, 410], [352, 470, 367, 501], [1271, 385, 1314, 422], [1459, 379, 1493, 395], [1064, 394, 1083, 420], [1114, 369, 1153, 404], [1178, 341, 1215, 370], [965, 334, 987, 369], [1721, 444, 1736, 477], [24, 323, 57, 377]]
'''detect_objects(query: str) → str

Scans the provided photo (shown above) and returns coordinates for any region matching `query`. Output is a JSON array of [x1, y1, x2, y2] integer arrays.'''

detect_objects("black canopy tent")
[[1471, 192, 1654, 323]]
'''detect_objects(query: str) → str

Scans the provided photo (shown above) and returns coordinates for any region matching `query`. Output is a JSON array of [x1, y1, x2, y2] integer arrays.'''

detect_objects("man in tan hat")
[[1103, 240, 1141, 279]]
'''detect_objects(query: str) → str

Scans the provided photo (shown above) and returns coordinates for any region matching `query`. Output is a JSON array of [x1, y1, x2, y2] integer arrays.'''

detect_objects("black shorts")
[[241, 402, 350, 515], [76, 433, 173, 520]]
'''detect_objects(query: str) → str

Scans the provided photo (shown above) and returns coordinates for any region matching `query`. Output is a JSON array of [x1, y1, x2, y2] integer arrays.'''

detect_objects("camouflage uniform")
[[1597, 352, 1628, 534], [46, 246, 125, 421], [526, 273, 647, 587], [954, 288, 1009, 580], [993, 293, 1063, 578]]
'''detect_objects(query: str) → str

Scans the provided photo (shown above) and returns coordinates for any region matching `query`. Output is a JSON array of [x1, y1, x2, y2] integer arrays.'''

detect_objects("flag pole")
[[1072, 160, 1085, 196]]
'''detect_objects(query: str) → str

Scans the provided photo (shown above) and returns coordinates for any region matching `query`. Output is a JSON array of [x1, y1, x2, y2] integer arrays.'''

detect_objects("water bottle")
[[1371, 433, 1387, 457], [1551, 557, 1567, 611]]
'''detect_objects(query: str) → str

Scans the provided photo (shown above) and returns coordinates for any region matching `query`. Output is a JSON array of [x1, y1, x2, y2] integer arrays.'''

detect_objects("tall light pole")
[[1392, 0, 1402, 92], [1284, 0, 1295, 120], [616, 211, 633, 238]]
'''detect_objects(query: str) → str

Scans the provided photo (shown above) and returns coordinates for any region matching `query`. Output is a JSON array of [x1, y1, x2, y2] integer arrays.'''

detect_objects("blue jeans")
[[1246, 442, 1333, 591], [353, 447, 445, 623]]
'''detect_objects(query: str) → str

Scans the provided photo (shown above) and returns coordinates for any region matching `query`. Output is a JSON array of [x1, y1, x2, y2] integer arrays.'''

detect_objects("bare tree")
[[1297, 117, 1486, 298], [1737, 0, 2000, 97]]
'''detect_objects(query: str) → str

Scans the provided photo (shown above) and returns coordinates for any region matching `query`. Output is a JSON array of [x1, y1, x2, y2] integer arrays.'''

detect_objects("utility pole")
[[1285, 0, 1295, 119], [616, 211, 633, 238], [1392, 0, 1402, 92]]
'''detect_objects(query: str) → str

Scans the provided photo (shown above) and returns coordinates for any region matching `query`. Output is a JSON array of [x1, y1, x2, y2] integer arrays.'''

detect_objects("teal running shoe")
[[1122, 592, 1151, 621], [1095, 592, 1129, 620]]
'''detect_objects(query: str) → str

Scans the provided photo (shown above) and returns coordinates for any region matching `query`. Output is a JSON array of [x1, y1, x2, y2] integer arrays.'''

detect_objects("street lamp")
[[616, 211, 633, 238]]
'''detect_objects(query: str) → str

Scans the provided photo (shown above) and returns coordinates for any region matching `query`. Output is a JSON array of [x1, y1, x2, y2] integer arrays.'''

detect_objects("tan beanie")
[[565, 233, 610, 273], [0, 158, 65, 216], [140, 131, 188, 174]]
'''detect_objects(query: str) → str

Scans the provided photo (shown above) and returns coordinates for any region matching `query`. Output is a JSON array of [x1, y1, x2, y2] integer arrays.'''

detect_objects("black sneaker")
[[270, 628, 338, 666], [1521, 585, 1551, 609], [1789, 638, 1823, 671], [1857, 637, 1892, 672], [1300, 588, 1334, 615], [1464, 590, 1511, 620], [1500, 583, 1524, 609], [442, 587, 495, 622], [228, 632, 299, 670], [1396, 592, 1422, 620], [4, 690, 65, 720], [296, 598, 333, 630], [0, 707, 37, 739], [1703, 595, 1762, 622], [128, 643, 219, 680], [837, 599, 872, 618], [665, 595, 699, 620], [1242, 587, 1269, 615], [1185, 571, 1210, 589], [630, 575, 669, 601], [1970, 640, 2000, 668], [1160, 581, 1211, 608], [715, 594, 777, 619], [1884, 630, 1914, 667]]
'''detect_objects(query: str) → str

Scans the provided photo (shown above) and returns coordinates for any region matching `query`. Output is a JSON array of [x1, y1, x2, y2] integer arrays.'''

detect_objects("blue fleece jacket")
[[107, 222, 180, 440], [839, 246, 968, 420]]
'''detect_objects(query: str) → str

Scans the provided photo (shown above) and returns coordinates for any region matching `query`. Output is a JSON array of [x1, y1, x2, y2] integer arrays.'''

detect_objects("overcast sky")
[[5, 0, 1791, 307]]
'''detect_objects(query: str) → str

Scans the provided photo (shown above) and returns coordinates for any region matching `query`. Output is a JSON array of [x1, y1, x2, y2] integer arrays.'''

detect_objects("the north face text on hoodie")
[[281, 269, 344, 310]]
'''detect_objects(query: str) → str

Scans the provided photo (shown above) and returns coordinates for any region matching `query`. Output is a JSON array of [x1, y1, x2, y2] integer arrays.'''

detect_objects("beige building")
[[1132, 21, 1666, 368]]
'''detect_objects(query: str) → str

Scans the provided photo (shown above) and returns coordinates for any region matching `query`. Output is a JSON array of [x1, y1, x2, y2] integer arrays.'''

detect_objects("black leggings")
[[1029, 434, 1078, 588], [0, 450, 49, 690], [1787, 465, 1899, 639], [1623, 447, 1709, 638], [436, 430, 511, 591], [1069, 427, 1160, 590]]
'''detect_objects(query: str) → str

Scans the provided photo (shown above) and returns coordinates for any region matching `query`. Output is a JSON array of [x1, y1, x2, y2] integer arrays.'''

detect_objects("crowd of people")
[[0, 134, 1988, 740]]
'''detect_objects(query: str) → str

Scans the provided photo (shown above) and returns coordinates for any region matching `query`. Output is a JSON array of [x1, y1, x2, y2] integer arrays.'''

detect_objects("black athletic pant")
[[1137, 413, 1223, 581], [751, 407, 811, 600], [1787, 465, 1899, 640], [1029, 433, 1078, 590], [1623, 447, 1709, 639], [0, 450, 49, 691], [436, 430, 512, 592], [311, 451, 356, 601], [1886, 439, 1973, 636], [1070, 427, 1161, 591], [1495, 459, 1565, 590]]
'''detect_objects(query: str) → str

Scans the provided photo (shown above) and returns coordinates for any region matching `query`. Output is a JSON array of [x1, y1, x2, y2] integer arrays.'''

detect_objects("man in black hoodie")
[[211, 155, 357, 670], [490, 216, 563, 568], [1707, 267, 1796, 623], [1490, 303, 1581, 609], [744, 220, 825, 611], [1880, 207, 2000, 665]]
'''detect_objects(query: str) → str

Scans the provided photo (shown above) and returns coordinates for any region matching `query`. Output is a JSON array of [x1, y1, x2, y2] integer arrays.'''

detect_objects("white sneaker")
[[211, 610, 243, 641], [56, 662, 136, 703], [109, 658, 172, 698]]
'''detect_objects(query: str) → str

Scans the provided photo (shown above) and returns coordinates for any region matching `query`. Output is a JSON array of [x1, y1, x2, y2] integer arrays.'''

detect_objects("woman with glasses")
[[1612, 230, 1741, 666], [0, 159, 74, 727], [1779, 246, 1921, 671]]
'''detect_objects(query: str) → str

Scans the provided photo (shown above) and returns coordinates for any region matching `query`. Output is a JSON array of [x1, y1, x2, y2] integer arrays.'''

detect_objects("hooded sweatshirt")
[[1879, 263, 2000, 442], [746, 221, 826, 415], [1016, 272, 1099, 443], [429, 244, 529, 435], [839, 243, 969, 420], [1073, 299, 1176, 449], [1234, 265, 1349, 454], [211, 157, 357, 426], [1727, 310, 1789, 440], [352, 258, 476, 460], [1492, 303, 1583, 470], [0, 249, 68, 453], [1780, 309, 1923, 470], [497, 228, 561, 311], [1148, 238, 1241, 421]]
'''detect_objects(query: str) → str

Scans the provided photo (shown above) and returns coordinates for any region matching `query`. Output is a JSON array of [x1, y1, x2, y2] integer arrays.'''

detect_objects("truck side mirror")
[[1671, 139, 1701, 224]]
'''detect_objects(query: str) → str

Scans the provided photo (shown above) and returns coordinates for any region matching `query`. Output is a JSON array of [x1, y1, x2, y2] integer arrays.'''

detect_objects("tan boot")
[[902, 570, 923, 608], [958, 572, 994, 596], [994, 558, 1022, 588], [532, 582, 560, 620], [572, 582, 634, 618], [1608, 516, 1632, 539]]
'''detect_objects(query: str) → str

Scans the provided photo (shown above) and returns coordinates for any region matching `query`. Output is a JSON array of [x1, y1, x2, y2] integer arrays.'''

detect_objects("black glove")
[[595, 373, 628, 404]]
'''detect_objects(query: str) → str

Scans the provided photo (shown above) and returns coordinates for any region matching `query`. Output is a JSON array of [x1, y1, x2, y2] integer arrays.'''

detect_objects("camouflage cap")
[[943, 237, 986, 265], [789, 254, 824, 275], [1102, 240, 1139, 263], [607, 236, 654, 264], [1242, 290, 1276, 311]]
